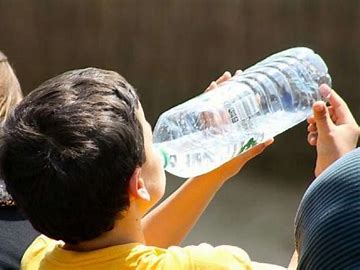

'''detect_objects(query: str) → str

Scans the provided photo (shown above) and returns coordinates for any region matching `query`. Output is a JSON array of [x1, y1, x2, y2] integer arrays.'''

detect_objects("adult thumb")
[[312, 101, 334, 133]]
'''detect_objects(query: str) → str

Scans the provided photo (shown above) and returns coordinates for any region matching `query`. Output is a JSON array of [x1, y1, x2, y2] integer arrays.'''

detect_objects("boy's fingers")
[[205, 71, 232, 92], [241, 138, 274, 161], [205, 81, 217, 92], [312, 101, 334, 133], [235, 69, 243, 76], [216, 71, 231, 84], [264, 138, 275, 146]]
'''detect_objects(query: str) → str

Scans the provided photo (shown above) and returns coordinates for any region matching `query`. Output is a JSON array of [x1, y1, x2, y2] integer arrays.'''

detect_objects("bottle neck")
[[155, 145, 169, 169]]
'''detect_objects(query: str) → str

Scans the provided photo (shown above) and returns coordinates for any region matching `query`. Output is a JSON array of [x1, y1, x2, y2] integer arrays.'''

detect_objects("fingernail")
[[309, 133, 317, 141], [224, 71, 231, 77], [313, 102, 325, 112], [207, 81, 215, 89], [313, 101, 326, 112], [265, 138, 274, 146], [319, 85, 331, 99]]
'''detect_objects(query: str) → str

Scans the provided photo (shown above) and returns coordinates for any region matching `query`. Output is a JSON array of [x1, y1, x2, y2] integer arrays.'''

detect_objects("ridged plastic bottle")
[[153, 47, 332, 178]]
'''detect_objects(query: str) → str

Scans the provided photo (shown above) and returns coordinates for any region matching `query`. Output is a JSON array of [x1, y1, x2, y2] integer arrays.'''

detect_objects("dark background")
[[1, 0, 359, 266]]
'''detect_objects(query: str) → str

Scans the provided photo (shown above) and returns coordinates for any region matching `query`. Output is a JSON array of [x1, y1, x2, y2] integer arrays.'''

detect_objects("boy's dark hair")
[[0, 68, 146, 244]]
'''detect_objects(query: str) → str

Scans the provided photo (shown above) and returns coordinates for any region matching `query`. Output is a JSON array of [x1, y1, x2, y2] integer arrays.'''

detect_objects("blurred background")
[[0, 0, 359, 266]]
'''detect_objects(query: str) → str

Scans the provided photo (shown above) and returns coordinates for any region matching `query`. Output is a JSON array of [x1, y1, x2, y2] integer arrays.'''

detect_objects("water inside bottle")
[[155, 109, 309, 178], [153, 47, 331, 178]]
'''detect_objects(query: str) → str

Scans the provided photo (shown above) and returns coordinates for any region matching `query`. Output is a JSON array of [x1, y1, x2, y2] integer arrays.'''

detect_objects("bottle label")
[[238, 137, 257, 154], [224, 92, 260, 124], [224, 101, 240, 123]]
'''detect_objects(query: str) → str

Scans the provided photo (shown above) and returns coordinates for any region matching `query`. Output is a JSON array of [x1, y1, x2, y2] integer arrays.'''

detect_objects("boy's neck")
[[64, 202, 145, 251]]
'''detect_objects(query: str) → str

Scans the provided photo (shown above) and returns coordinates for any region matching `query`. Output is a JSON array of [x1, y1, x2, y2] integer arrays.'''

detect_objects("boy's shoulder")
[[21, 235, 58, 269], [21, 237, 283, 270]]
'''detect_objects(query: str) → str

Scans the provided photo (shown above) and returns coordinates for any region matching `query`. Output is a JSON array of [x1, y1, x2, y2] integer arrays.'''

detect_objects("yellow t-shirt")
[[22, 235, 285, 270]]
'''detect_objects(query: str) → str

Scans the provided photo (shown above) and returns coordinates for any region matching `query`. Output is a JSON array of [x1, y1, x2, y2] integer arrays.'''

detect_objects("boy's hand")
[[205, 70, 242, 92], [204, 138, 274, 182], [202, 70, 274, 183], [307, 84, 360, 176]]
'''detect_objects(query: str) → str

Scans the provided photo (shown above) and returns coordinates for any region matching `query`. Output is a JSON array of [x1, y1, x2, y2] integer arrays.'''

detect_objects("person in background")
[[0, 50, 40, 270], [288, 85, 360, 269]]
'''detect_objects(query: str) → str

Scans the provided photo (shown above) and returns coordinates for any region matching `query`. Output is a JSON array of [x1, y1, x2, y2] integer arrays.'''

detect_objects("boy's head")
[[0, 68, 166, 244]]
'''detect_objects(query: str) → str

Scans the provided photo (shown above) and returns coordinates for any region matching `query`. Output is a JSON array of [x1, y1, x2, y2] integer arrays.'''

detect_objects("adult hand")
[[307, 84, 359, 176]]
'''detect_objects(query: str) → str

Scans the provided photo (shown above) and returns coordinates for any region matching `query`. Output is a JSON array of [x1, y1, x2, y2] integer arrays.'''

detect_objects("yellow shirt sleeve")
[[21, 235, 57, 270], [165, 243, 285, 270], [160, 243, 250, 269]]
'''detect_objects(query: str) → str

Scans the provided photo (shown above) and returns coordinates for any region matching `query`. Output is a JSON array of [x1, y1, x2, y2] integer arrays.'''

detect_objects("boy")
[[0, 67, 286, 269], [4, 67, 358, 269]]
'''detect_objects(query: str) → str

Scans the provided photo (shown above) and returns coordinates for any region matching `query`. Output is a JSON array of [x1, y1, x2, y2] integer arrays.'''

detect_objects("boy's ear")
[[128, 167, 151, 201]]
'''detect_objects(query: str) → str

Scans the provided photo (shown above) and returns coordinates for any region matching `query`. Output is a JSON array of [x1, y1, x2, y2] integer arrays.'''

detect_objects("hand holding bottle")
[[154, 47, 330, 178], [307, 84, 360, 176], [202, 70, 274, 182]]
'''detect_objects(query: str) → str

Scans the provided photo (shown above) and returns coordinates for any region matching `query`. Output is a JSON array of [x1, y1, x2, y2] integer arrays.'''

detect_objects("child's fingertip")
[[264, 138, 274, 146]]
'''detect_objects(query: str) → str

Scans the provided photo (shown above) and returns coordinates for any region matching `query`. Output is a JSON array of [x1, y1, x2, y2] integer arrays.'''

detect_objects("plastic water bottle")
[[153, 47, 331, 178]]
